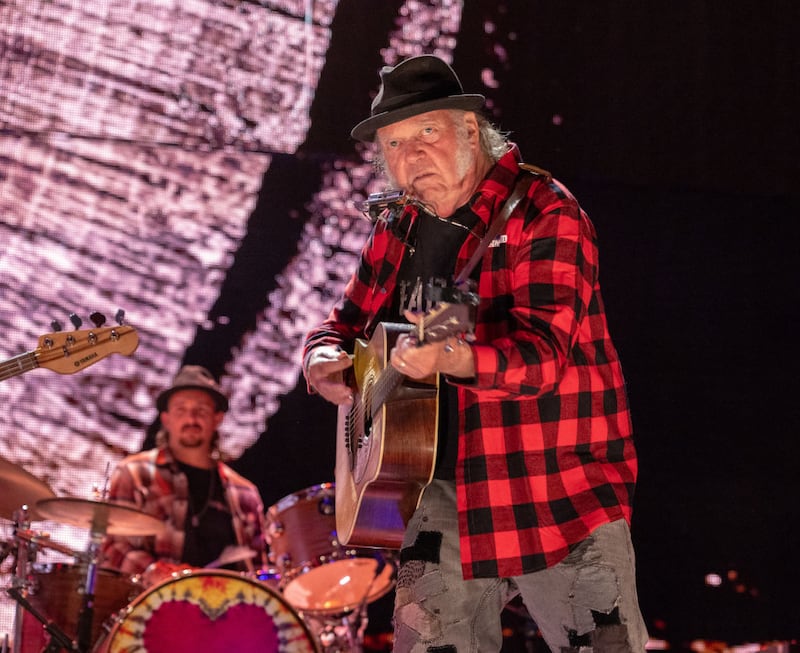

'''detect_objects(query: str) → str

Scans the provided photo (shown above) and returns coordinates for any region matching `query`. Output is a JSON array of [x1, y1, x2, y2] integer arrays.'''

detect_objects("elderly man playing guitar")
[[303, 55, 648, 653]]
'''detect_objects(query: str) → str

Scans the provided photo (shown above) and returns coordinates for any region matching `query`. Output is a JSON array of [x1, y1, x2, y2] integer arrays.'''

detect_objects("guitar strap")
[[453, 162, 550, 288]]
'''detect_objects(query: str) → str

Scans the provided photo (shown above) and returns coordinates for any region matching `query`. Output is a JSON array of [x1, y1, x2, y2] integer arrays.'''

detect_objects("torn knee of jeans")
[[570, 563, 621, 635]]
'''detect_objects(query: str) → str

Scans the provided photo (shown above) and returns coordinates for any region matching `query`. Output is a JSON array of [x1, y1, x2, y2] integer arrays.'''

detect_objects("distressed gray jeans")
[[392, 480, 649, 653]]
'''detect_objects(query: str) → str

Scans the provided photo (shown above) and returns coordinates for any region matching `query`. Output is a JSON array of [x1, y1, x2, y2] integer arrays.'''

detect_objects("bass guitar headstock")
[[33, 309, 139, 375]]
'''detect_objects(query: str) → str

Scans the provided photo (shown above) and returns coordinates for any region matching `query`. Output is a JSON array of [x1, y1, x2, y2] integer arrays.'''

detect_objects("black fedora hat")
[[156, 365, 229, 413], [351, 55, 485, 142]]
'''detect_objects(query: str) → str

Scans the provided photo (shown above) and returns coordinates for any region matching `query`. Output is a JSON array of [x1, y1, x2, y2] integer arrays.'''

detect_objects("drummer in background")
[[100, 365, 267, 579]]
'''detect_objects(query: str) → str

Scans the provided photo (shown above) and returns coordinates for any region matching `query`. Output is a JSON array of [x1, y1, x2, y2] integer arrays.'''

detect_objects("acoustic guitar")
[[335, 302, 474, 549]]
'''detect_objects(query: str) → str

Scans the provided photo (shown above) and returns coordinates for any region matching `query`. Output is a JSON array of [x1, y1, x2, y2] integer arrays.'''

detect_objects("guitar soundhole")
[[347, 369, 377, 483], [344, 407, 371, 454]]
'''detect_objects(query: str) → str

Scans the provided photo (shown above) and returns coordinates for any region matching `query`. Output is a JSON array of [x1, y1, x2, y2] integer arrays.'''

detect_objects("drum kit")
[[1, 456, 395, 653]]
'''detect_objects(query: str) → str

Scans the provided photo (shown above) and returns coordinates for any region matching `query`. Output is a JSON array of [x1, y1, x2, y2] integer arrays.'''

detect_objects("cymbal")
[[0, 454, 56, 520], [205, 545, 257, 569], [35, 497, 165, 536]]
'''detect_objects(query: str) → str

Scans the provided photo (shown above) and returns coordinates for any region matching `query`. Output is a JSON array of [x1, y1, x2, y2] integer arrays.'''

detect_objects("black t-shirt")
[[177, 461, 237, 567], [389, 207, 479, 480]]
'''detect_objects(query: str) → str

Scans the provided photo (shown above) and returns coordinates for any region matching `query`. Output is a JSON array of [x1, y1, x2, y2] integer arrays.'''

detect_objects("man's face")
[[160, 389, 223, 456], [376, 109, 483, 218]]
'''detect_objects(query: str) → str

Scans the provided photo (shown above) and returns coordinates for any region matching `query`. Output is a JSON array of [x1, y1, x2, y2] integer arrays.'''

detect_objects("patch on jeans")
[[393, 601, 444, 648], [400, 530, 442, 564], [397, 560, 426, 592]]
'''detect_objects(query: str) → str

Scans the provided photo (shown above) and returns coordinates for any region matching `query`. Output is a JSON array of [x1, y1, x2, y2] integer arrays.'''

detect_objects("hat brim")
[[156, 385, 229, 413], [350, 94, 485, 142]]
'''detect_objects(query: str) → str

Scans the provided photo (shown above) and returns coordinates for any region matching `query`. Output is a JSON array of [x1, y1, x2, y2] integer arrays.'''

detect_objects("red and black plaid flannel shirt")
[[304, 145, 637, 579]]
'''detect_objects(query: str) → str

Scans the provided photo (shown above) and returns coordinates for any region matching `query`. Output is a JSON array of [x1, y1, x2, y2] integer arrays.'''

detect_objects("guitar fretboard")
[[0, 352, 39, 382]]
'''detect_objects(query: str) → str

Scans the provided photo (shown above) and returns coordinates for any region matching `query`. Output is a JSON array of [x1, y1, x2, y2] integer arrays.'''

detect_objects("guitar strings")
[[348, 363, 402, 454]]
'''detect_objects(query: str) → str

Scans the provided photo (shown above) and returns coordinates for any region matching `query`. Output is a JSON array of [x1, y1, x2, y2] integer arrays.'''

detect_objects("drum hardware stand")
[[347, 551, 389, 653], [310, 552, 389, 653], [74, 515, 108, 653], [312, 609, 366, 653], [307, 599, 373, 653], [6, 587, 78, 652], [9, 506, 33, 653], [73, 474, 112, 652], [6, 506, 81, 653]]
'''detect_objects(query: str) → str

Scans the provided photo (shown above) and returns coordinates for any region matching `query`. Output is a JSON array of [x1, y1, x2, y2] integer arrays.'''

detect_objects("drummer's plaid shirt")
[[100, 446, 266, 575], [303, 145, 638, 579]]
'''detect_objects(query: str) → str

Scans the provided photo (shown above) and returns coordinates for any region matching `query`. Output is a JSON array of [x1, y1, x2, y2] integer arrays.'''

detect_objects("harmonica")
[[360, 189, 407, 222]]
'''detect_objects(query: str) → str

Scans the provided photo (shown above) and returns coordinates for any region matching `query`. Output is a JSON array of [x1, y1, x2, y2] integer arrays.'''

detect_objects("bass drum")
[[94, 569, 318, 653]]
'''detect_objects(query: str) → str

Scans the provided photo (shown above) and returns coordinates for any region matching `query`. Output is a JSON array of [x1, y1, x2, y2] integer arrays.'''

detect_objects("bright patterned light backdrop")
[[0, 0, 474, 640]]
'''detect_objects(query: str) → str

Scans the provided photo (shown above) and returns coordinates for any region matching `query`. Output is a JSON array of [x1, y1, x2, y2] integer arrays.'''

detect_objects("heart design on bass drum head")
[[94, 570, 316, 653]]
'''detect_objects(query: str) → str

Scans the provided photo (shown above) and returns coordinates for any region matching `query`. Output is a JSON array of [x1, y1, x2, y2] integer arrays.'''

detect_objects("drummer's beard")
[[176, 424, 207, 449]]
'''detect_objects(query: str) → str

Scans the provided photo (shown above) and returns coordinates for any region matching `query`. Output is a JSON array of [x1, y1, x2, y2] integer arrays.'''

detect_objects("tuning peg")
[[89, 312, 106, 328], [69, 313, 83, 329], [115, 309, 126, 325], [50, 320, 63, 332]]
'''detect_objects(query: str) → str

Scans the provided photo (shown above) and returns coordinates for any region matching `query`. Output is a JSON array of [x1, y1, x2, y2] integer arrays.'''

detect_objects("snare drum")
[[94, 569, 318, 653], [265, 483, 395, 615], [20, 563, 139, 653]]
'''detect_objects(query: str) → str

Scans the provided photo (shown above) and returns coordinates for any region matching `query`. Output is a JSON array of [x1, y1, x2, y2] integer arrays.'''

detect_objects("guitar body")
[[335, 322, 439, 549]]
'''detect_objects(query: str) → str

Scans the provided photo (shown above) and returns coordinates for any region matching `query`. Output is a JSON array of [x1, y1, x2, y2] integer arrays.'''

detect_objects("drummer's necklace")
[[188, 467, 215, 528]]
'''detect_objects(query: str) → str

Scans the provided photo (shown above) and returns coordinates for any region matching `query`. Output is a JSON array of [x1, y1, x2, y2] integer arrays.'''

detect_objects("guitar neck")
[[0, 351, 39, 382]]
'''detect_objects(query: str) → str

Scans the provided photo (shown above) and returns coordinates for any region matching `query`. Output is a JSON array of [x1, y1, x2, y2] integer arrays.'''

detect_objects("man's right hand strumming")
[[306, 346, 354, 406]]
